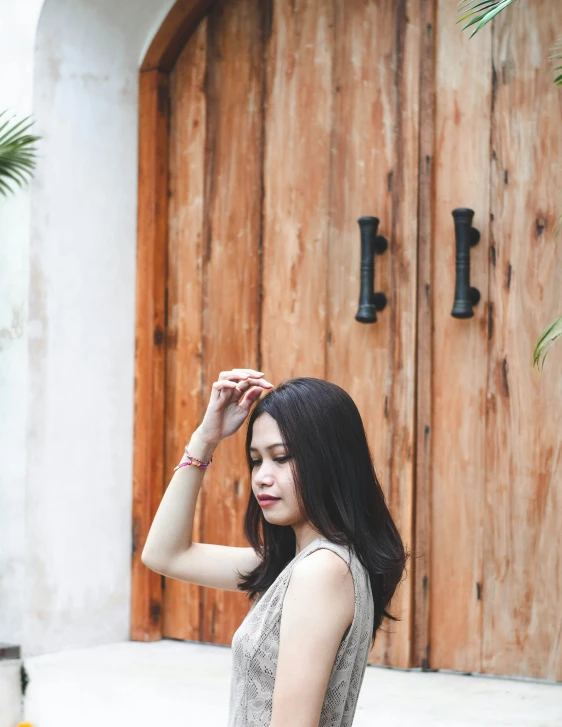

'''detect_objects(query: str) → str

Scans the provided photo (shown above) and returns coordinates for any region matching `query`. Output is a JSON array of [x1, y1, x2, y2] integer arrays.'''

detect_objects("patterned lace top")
[[228, 537, 374, 727]]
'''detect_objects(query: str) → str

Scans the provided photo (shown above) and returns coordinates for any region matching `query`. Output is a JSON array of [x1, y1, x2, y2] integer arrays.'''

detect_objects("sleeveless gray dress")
[[228, 536, 374, 726]]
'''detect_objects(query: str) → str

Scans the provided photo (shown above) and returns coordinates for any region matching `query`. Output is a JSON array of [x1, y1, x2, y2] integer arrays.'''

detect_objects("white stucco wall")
[[0, 0, 46, 650], [0, 0, 175, 657]]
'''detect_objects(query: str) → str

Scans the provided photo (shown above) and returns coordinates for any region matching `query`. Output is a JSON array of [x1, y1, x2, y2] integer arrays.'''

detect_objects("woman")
[[142, 368, 407, 727]]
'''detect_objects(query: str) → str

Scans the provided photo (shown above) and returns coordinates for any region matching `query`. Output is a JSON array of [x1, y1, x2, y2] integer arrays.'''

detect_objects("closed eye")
[[250, 456, 290, 467]]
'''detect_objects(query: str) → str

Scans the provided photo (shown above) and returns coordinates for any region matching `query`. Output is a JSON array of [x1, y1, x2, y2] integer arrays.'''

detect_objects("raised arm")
[[141, 368, 272, 591]]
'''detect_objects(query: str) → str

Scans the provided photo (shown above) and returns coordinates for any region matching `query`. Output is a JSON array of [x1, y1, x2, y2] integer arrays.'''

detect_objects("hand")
[[196, 369, 273, 445]]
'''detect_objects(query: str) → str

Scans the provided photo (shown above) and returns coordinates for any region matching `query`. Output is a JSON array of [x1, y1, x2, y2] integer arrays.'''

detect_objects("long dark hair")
[[236, 377, 408, 642]]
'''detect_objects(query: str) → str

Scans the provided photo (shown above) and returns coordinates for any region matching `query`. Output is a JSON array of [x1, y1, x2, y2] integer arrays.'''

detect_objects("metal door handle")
[[451, 208, 481, 319], [355, 216, 388, 324]]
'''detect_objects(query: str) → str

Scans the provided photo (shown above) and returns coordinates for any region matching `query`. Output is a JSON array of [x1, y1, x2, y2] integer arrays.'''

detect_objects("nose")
[[253, 461, 276, 487]]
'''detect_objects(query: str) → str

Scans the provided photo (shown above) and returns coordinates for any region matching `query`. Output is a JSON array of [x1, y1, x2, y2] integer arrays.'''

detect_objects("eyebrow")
[[249, 443, 285, 453]]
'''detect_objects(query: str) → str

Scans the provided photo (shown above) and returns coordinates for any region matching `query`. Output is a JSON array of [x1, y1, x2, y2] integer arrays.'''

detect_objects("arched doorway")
[[132, 0, 420, 669]]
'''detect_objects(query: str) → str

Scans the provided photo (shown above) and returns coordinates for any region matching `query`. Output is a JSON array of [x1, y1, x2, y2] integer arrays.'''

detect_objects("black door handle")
[[355, 216, 388, 324], [451, 208, 481, 319]]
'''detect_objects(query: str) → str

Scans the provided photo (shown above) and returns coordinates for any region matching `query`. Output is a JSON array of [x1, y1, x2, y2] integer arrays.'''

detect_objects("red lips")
[[258, 494, 280, 501]]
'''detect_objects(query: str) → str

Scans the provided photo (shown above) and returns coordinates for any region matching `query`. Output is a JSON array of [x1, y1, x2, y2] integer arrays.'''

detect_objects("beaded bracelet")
[[173, 448, 213, 472]]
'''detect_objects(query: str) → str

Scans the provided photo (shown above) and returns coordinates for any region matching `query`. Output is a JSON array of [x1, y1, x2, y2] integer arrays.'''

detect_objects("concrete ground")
[[17, 641, 562, 727]]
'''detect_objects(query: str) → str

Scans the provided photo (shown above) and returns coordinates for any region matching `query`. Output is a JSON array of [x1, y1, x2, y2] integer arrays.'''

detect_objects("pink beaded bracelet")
[[173, 449, 213, 472]]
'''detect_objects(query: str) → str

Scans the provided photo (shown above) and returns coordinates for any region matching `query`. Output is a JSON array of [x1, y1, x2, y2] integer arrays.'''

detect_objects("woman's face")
[[249, 413, 304, 527]]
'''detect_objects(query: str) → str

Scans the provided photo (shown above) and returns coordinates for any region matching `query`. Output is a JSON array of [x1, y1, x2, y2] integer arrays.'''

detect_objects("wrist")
[[188, 430, 219, 461]]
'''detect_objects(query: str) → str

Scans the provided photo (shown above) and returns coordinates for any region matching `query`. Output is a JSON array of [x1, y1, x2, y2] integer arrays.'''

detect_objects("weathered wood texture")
[[327, 0, 420, 669], [429, 3, 492, 672], [162, 19, 207, 641], [413, 0, 436, 670], [158, 0, 420, 665], [260, 0, 334, 382], [161, 0, 265, 646], [483, 0, 562, 680], [141, 0, 215, 72], [198, 0, 265, 645], [131, 69, 170, 640], [135, 0, 562, 680]]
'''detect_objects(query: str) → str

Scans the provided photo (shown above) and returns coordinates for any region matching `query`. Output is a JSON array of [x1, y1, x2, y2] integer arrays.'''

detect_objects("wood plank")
[[141, 0, 215, 72], [483, 0, 562, 680], [261, 0, 334, 382], [199, 0, 266, 645], [327, 0, 420, 669], [162, 19, 207, 642], [131, 69, 169, 641], [429, 3, 492, 671], [413, 0, 436, 671]]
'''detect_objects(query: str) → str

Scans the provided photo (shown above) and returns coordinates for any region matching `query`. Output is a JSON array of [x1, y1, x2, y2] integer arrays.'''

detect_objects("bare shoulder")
[[295, 547, 352, 582], [287, 547, 355, 619]]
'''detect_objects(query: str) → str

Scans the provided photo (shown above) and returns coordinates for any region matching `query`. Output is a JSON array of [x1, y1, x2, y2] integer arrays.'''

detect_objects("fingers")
[[212, 370, 273, 409], [216, 370, 273, 395], [235, 376, 273, 392], [239, 385, 266, 411], [211, 380, 238, 401], [211, 376, 272, 402], [212, 380, 238, 392], [218, 369, 264, 382]]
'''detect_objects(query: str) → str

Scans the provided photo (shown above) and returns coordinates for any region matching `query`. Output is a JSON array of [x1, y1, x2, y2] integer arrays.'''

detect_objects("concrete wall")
[[0, 0, 174, 658], [0, 0, 45, 654]]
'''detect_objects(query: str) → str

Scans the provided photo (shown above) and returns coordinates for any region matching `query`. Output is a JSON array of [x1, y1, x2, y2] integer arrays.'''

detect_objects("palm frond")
[[457, 0, 519, 38], [0, 110, 41, 197], [550, 37, 562, 86], [533, 316, 562, 371]]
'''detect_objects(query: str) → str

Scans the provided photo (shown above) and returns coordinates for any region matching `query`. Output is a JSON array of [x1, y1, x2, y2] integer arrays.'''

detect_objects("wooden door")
[[135, 0, 562, 682], [430, 1, 562, 680], [163, 0, 420, 668]]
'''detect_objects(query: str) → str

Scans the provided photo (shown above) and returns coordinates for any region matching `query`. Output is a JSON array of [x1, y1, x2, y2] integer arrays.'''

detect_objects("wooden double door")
[[141, 0, 562, 680]]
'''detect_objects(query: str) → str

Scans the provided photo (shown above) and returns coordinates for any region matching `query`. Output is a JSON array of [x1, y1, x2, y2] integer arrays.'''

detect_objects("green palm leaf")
[[533, 316, 562, 371], [458, 0, 519, 37], [0, 110, 41, 197], [551, 37, 562, 86]]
